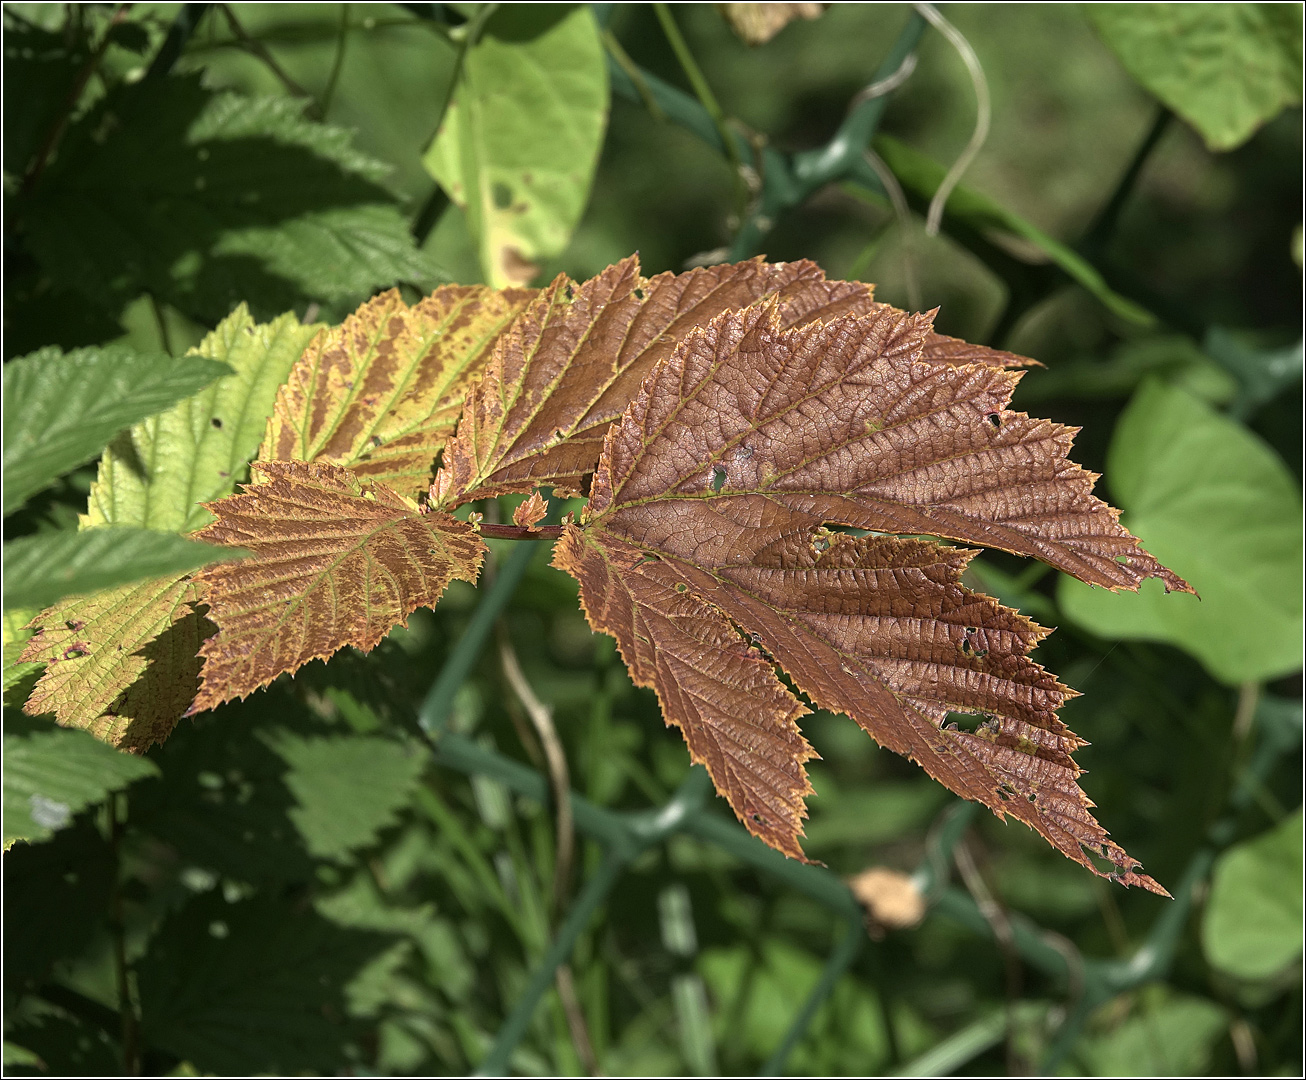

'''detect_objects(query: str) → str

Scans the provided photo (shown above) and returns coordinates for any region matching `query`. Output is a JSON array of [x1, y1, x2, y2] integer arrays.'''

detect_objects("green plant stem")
[[218, 4, 322, 118], [652, 3, 748, 218], [417, 539, 541, 738], [761, 915, 865, 1075], [319, 2, 350, 116], [108, 793, 140, 1075], [20, 3, 133, 196], [475, 847, 628, 1076], [145, 1, 210, 78], [1081, 106, 1171, 258]]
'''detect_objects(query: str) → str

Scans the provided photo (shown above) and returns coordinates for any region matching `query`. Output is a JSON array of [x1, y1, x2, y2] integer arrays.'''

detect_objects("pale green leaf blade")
[[1202, 807, 1304, 980], [4, 718, 159, 846], [260, 731, 430, 860], [83, 305, 323, 533], [2, 344, 230, 515], [4, 606, 43, 695], [423, 5, 609, 286], [3, 528, 243, 611], [1087, 3, 1303, 151], [1078, 990, 1228, 1075], [1059, 380, 1303, 684]]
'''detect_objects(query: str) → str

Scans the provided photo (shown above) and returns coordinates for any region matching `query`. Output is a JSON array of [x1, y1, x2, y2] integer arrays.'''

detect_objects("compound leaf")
[[259, 285, 533, 501], [20, 575, 212, 751], [3, 528, 240, 613], [3, 343, 229, 515], [190, 461, 485, 713], [560, 301, 1183, 884], [84, 305, 323, 533], [4, 717, 159, 846]]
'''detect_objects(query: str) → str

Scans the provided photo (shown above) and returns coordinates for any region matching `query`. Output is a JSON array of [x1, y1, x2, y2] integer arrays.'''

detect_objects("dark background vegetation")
[[4, 3, 1302, 1076]]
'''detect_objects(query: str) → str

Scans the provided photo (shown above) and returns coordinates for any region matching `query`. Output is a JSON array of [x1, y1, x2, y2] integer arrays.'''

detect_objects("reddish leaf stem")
[[478, 523, 564, 541]]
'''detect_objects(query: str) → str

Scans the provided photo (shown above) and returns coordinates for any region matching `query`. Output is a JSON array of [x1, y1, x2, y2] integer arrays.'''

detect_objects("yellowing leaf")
[[190, 461, 485, 713], [557, 300, 1186, 886], [20, 577, 209, 751], [259, 285, 533, 501], [83, 305, 322, 534]]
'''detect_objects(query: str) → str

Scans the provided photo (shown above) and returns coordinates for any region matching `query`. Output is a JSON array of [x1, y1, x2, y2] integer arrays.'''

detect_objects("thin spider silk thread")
[[915, 3, 991, 237]]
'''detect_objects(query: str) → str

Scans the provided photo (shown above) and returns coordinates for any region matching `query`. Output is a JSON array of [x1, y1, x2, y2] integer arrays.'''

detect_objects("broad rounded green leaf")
[[1077, 990, 1228, 1075], [2, 343, 230, 515], [1059, 380, 1303, 684], [424, 5, 609, 286], [3, 528, 243, 612], [1203, 808, 1304, 981], [1087, 3, 1303, 151], [3, 718, 159, 846]]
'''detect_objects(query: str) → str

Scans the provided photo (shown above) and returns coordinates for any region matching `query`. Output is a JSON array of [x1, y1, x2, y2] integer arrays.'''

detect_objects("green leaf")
[[83, 305, 322, 533], [868, 135, 1157, 327], [1087, 3, 1303, 151], [3, 607, 43, 695], [1203, 808, 1304, 981], [2, 18, 89, 175], [19, 74, 438, 324], [261, 730, 430, 860], [424, 5, 609, 286], [1077, 989, 1227, 1075], [3, 816, 114, 985], [3, 716, 159, 846], [3, 528, 243, 611], [1203, 327, 1304, 421], [136, 892, 392, 1075], [1059, 380, 1302, 685], [2, 343, 230, 515]]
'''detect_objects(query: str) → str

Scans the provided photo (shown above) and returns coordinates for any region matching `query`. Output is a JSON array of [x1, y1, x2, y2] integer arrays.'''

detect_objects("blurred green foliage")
[[3, 3, 1301, 1076]]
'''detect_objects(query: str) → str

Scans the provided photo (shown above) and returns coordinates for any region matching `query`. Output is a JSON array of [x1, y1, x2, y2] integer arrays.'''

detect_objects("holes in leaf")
[[63, 646, 88, 659], [674, 582, 687, 593], [1115, 554, 1130, 564], [633, 286, 646, 300], [751, 813, 767, 824], [64, 620, 84, 632], [987, 413, 1002, 428], [210, 417, 223, 429], [562, 283, 576, 302], [710, 465, 727, 492]]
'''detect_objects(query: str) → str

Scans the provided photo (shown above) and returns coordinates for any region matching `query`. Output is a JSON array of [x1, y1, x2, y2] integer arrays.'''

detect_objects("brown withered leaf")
[[512, 491, 548, 530], [21, 576, 211, 751], [553, 526, 816, 858], [189, 461, 485, 713], [260, 285, 533, 501], [590, 301, 1191, 593], [558, 302, 1189, 887], [432, 255, 881, 506]]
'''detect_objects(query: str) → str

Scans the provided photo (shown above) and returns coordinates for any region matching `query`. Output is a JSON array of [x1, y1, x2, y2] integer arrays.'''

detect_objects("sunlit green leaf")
[[1059, 380, 1303, 684], [1087, 3, 1302, 151], [3, 528, 242, 612], [424, 5, 608, 286], [2, 344, 229, 515]]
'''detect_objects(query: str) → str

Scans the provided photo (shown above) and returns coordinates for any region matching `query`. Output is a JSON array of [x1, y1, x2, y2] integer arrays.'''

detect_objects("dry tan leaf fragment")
[[260, 285, 533, 501], [850, 867, 926, 930], [720, 3, 827, 46], [189, 461, 485, 713]]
